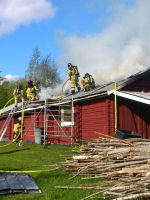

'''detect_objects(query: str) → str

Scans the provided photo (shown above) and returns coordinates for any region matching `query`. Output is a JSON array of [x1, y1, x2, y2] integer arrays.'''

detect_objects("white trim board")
[[115, 91, 150, 105]]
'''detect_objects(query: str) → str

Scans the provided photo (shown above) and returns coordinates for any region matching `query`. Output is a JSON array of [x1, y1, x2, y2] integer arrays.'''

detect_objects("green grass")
[[0, 142, 102, 200]]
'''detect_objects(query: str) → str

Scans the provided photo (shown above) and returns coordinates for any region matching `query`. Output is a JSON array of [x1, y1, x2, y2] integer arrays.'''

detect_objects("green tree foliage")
[[0, 78, 27, 109], [25, 48, 61, 88], [0, 70, 5, 82], [0, 71, 7, 108], [0, 48, 61, 109], [0, 82, 9, 109]]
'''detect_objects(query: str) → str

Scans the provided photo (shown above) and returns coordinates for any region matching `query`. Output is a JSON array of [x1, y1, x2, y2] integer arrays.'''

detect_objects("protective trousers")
[[70, 75, 81, 94], [13, 132, 19, 142], [83, 84, 90, 92], [14, 95, 24, 107], [13, 123, 21, 142]]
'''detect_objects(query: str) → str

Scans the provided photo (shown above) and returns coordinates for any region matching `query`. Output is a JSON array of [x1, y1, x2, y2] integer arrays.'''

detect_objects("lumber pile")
[[56, 135, 150, 200]]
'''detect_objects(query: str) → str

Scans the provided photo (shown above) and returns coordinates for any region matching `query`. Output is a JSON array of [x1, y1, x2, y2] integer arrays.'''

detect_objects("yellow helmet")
[[18, 117, 22, 121]]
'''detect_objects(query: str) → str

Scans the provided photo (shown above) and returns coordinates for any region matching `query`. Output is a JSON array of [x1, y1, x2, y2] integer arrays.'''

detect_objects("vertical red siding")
[[118, 97, 150, 139], [74, 105, 82, 142], [76, 97, 115, 140], [0, 118, 11, 140], [23, 113, 36, 142], [108, 97, 115, 137], [123, 76, 150, 92]]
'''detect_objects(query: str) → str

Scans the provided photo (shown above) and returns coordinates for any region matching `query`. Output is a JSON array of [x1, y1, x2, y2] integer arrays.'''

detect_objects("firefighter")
[[89, 74, 95, 89], [13, 84, 24, 107], [26, 80, 39, 101], [67, 63, 81, 95], [34, 80, 40, 98], [13, 117, 22, 144], [81, 73, 95, 92]]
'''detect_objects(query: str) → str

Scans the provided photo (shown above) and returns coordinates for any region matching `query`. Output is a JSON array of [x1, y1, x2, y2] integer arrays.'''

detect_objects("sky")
[[0, 0, 150, 84]]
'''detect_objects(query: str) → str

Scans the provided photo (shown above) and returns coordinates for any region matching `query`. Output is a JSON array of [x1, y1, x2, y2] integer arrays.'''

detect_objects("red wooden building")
[[1, 68, 150, 144]]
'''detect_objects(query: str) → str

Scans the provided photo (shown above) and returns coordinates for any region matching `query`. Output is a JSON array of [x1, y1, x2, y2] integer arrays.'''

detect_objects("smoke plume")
[[58, 0, 150, 84], [38, 82, 70, 100]]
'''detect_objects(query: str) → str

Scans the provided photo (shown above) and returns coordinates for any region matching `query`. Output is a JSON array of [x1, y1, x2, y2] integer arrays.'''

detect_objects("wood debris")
[[56, 135, 150, 199]]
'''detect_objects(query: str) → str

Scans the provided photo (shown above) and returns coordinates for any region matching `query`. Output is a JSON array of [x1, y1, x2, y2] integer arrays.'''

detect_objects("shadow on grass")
[[0, 148, 30, 155]]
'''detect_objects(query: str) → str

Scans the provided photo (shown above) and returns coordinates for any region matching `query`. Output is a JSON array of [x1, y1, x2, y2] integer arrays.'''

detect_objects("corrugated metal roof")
[[62, 82, 115, 101], [0, 84, 112, 115], [0, 101, 43, 117]]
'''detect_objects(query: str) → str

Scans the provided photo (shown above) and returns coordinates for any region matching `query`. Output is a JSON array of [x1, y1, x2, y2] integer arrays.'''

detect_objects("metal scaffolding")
[[22, 96, 74, 144]]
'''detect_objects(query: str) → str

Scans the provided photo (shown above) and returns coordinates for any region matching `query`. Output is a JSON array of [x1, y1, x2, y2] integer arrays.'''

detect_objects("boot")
[[71, 90, 75, 95], [18, 140, 23, 146], [78, 87, 81, 92]]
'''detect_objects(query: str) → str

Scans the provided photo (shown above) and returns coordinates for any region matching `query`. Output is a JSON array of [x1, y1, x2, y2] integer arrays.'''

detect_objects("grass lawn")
[[0, 142, 102, 200]]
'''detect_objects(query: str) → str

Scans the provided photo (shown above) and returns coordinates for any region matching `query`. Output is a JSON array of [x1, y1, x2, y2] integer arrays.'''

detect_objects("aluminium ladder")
[[0, 108, 15, 141]]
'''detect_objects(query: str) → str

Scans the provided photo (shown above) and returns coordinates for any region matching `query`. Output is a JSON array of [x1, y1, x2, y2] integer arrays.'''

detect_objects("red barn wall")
[[74, 96, 115, 140], [22, 110, 72, 144], [1, 108, 73, 144], [123, 75, 150, 92], [118, 97, 150, 139], [1, 96, 116, 144], [23, 112, 45, 142], [0, 118, 12, 140], [21, 97, 116, 143]]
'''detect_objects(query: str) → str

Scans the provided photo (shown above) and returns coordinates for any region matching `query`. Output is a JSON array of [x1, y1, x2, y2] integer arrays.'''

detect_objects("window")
[[61, 105, 74, 126]]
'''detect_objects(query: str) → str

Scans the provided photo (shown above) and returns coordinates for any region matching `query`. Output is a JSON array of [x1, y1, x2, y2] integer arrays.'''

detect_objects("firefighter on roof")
[[26, 80, 39, 101], [26, 80, 40, 101], [34, 80, 40, 99], [81, 73, 95, 92], [13, 117, 22, 145], [13, 84, 24, 107], [67, 63, 81, 95]]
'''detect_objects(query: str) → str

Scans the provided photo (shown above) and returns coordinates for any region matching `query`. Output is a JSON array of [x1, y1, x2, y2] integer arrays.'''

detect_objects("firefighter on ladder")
[[13, 117, 22, 146], [67, 63, 81, 95], [26, 80, 39, 101], [13, 84, 24, 107], [81, 73, 95, 92]]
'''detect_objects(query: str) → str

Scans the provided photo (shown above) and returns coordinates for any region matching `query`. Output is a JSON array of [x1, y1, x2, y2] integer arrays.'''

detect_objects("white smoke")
[[58, 0, 150, 84], [38, 82, 70, 100]]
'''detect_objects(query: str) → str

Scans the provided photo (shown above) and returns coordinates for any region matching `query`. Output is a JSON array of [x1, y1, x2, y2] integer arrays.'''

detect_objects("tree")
[[0, 78, 27, 109], [25, 48, 61, 88], [0, 71, 7, 108], [0, 70, 5, 82]]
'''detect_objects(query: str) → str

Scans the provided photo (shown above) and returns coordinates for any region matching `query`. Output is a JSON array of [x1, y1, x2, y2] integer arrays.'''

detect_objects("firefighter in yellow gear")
[[13, 117, 22, 143], [26, 80, 39, 101], [13, 85, 24, 107], [81, 73, 95, 92], [67, 63, 81, 95]]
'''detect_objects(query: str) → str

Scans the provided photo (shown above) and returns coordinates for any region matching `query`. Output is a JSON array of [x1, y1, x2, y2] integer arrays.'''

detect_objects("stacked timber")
[[56, 136, 150, 200]]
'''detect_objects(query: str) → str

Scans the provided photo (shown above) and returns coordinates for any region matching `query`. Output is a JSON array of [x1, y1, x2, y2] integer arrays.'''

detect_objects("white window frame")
[[61, 105, 74, 126]]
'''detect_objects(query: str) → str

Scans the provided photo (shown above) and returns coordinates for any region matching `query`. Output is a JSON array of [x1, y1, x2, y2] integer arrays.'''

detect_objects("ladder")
[[0, 108, 15, 141]]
